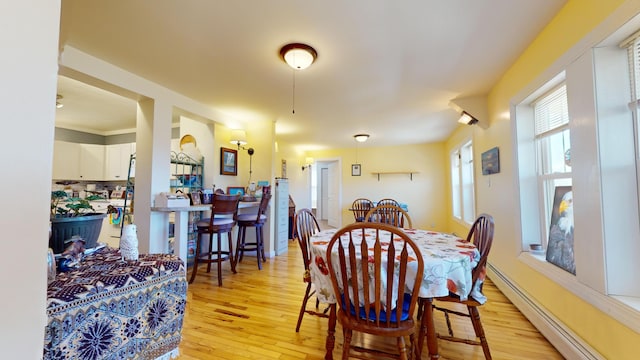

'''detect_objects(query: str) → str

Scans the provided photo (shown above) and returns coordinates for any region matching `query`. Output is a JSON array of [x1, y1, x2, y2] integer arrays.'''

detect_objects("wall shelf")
[[371, 171, 419, 181]]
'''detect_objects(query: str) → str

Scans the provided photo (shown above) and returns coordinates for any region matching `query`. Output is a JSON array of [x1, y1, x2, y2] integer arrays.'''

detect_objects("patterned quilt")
[[44, 248, 187, 360]]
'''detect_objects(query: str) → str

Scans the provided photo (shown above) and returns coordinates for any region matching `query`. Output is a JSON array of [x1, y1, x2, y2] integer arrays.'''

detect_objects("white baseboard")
[[487, 263, 605, 360]]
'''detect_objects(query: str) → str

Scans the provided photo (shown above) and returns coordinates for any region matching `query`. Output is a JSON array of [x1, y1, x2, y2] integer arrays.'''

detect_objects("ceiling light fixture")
[[353, 134, 370, 143], [279, 43, 318, 70], [458, 111, 479, 125], [279, 43, 317, 114]]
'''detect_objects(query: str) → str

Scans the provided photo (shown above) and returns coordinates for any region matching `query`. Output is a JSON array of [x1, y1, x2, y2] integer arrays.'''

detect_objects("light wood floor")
[[179, 240, 565, 360]]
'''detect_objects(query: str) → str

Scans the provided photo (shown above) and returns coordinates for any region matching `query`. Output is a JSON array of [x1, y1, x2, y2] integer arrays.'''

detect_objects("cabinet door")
[[105, 143, 134, 180], [79, 144, 105, 180], [52, 141, 81, 180]]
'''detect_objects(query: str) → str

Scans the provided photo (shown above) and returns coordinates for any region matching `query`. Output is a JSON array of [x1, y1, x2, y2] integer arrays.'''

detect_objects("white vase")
[[120, 224, 139, 261]]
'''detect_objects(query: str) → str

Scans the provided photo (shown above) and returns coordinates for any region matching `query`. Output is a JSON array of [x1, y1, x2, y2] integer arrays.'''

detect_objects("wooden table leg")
[[424, 298, 439, 359], [325, 304, 336, 360]]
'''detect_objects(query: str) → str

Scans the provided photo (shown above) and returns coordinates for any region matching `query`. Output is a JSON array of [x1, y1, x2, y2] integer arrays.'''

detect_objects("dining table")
[[308, 227, 482, 360], [44, 247, 187, 360]]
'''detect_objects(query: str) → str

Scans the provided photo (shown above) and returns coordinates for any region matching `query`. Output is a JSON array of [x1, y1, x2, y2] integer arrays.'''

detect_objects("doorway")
[[313, 159, 342, 229]]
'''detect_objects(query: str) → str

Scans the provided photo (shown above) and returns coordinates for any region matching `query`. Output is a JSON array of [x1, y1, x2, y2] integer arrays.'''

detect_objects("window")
[[534, 85, 572, 249], [513, 11, 640, 335], [451, 140, 475, 224]]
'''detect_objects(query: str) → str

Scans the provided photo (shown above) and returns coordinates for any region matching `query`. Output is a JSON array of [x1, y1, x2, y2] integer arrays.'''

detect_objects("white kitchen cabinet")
[[52, 140, 81, 180], [79, 144, 105, 181], [105, 143, 134, 181]]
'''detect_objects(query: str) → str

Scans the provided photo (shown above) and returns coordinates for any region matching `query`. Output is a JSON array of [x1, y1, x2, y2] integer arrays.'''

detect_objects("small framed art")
[[481, 147, 500, 175], [351, 164, 361, 176], [220, 147, 237, 176]]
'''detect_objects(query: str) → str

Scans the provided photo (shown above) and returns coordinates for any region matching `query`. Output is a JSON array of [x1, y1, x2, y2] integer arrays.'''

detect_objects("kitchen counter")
[[151, 201, 261, 263]]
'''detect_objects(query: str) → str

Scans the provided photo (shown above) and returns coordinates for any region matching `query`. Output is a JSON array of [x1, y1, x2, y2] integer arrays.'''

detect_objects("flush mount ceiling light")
[[353, 134, 370, 143], [458, 111, 479, 125], [279, 43, 318, 70]]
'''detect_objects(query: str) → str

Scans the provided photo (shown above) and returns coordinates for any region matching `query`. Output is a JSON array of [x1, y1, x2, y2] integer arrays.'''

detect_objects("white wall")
[[0, 0, 60, 356]]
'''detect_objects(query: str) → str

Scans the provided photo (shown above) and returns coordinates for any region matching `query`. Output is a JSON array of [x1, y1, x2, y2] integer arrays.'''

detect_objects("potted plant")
[[50, 191, 107, 253]]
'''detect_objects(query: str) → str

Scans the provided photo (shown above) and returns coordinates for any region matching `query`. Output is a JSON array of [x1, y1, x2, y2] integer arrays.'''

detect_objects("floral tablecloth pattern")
[[309, 228, 484, 305], [44, 248, 187, 360]]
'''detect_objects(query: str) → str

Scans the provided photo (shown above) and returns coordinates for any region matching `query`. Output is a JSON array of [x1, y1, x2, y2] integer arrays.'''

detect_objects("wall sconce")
[[458, 111, 479, 125], [301, 157, 314, 171], [56, 94, 64, 109], [230, 129, 247, 149]]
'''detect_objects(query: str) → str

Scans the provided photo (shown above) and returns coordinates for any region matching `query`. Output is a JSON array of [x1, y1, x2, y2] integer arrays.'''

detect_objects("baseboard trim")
[[487, 263, 605, 360]]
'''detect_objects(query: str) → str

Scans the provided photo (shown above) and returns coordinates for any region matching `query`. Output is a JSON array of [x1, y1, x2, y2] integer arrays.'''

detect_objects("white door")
[[327, 161, 340, 228], [320, 168, 329, 219]]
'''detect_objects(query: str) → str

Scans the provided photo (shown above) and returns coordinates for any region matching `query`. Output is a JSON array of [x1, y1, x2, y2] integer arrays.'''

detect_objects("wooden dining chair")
[[293, 208, 330, 332], [189, 193, 241, 286], [420, 213, 495, 359], [351, 198, 373, 222], [326, 222, 424, 360], [235, 194, 272, 270], [365, 205, 413, 228], [377, 198, 400, 207]]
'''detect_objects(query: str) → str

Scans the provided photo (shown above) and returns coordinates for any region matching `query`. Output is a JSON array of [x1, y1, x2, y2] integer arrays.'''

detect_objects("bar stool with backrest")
[[189, 193, 241, 286], [235, 193, 272, 270]]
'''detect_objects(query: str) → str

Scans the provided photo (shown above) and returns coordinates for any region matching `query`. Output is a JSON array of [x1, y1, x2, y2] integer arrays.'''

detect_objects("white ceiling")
[[56, 0, 566, 149]]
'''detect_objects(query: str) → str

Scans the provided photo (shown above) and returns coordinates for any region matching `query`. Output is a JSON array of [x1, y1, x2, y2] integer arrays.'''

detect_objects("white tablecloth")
[[308, 228, 485, 304]]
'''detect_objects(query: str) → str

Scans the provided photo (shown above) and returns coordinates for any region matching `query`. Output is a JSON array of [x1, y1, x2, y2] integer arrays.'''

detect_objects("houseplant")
[[50, 190, 107, 253]]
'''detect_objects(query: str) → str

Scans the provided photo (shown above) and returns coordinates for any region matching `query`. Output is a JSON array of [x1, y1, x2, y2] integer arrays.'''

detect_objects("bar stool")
[[235, 194, 272, 270], [189, 193, 240, 286]]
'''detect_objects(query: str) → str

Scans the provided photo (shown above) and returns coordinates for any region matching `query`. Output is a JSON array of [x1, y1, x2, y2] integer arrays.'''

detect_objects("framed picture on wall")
[[220, 147, 237, 176], [227, 187, 245, 196], [481, 147, 500, 175], [351, 164, 361, 176]]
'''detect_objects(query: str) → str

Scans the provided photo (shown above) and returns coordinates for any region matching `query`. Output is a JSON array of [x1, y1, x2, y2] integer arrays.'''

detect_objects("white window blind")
[[534, 85, 568, 136]]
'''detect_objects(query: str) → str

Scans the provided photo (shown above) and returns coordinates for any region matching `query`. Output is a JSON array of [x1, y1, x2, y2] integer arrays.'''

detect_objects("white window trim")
[[510, 5, 640, 334], [450, 138, 475, 225]]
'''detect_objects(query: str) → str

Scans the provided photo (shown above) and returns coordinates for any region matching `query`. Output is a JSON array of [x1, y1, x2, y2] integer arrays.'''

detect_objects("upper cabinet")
[[79, 144, 105, 181], [105, 143, 135, 181], [52, 141, 135, 181], [52, 141, 81, 180]]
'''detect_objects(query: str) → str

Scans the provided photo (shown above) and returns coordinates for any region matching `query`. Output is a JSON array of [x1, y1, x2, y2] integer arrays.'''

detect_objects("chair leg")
[[236, 226, 246, 263], [227, 230, 236, 274], [469, 306, 492, 360], [295, 282, 313, 332], [397, 336, 408, 360], [235, 226, 243, 264], [216, 232, 223, 286], [342, 329, 352, 360], [259, 225, 266, 261], [188, 232, 202, 284], [256, 225, 263, 270], [206, 232, 213, 273]]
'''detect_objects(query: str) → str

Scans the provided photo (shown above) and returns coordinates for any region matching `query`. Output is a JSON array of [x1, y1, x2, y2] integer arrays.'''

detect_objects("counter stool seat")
[[235, 194, 271, 270]]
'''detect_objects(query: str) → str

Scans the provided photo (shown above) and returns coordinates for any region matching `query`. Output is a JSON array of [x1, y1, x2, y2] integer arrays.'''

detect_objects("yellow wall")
[[281, 142, 448, 231], [461, 0, 639, 358]]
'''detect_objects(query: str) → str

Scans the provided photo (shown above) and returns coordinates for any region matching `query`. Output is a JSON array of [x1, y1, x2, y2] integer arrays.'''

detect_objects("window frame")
[[450, 139, 475, 225]]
